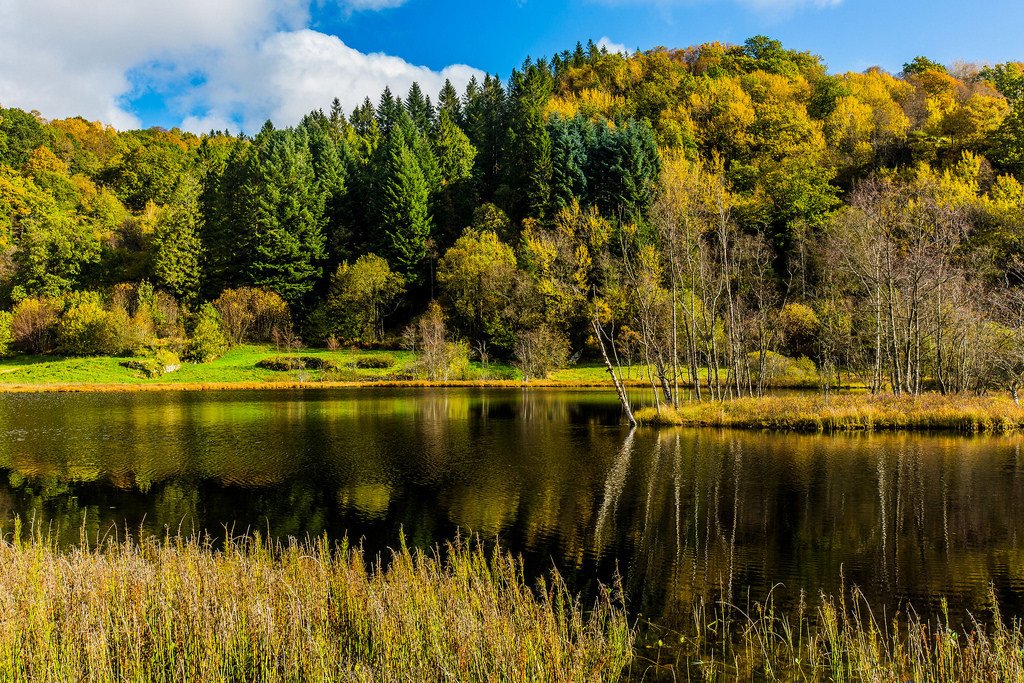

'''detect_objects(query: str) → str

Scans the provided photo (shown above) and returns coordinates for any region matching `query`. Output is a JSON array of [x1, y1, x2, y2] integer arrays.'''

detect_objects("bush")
[[0, 311, 12, 358], [256, 356, 338, 372], [748, 351, 819, 388], [56, 292, 147, 356], [11, 297, 58, 354], [514, 326, 570, 380], [213, 288, 291, 345], [354, 354, 395, 369], [184, 305, 229, 363]]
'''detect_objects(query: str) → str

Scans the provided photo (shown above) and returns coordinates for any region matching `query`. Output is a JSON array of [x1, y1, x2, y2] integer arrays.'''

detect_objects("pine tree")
[[548, 116, 590, 212], [464, 75, 507, 202]]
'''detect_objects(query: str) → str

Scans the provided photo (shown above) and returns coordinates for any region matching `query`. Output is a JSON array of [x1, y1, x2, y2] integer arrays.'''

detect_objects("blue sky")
[[1, 0, 1021, 133]]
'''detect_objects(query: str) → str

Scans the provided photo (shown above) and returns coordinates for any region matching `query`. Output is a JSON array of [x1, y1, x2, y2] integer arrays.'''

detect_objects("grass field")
[[0, 526, 632, 682], [0, 345, 675, 390]]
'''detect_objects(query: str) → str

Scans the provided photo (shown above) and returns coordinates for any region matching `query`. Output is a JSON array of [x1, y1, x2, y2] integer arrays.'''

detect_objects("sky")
[[0, 0, 1021, 134]]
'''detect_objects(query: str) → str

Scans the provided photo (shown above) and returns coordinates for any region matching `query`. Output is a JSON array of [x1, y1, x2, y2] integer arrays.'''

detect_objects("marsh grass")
[[0, 522, 632, 682], [633, 586, 1024, 682], [636, 394, 1024, 433]]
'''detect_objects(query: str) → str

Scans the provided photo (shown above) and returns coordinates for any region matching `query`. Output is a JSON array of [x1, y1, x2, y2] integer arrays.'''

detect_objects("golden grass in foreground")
[[643, 587, 1024, 682], [0, 526, 632, 682], [636, 393, 1024, 433]]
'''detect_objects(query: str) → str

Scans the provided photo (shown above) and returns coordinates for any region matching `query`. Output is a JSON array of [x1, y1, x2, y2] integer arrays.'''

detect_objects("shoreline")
[[0, 378, 649, 393]]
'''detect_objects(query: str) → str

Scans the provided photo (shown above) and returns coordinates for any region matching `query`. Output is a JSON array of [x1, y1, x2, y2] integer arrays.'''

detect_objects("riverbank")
[[0, 528, 631, 682], [636, 393, 1024, 433]]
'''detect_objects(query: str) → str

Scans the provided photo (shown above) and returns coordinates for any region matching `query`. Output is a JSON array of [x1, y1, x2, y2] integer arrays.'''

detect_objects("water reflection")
[[1, 388, 1023, 631]]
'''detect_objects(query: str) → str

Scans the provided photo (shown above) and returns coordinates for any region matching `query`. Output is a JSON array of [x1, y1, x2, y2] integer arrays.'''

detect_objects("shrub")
[[748, 351, 819, 388], [256, 356, 338, 372], [184, 304, 228, 363], [413, 302, 470, 381], [56, 292, 147, 356], [0, 311, 12, 357], [11, 297, 58, 354], [213, 288, 291, 345], [354, 354, 395, 369], [514, 326, 570, 380]]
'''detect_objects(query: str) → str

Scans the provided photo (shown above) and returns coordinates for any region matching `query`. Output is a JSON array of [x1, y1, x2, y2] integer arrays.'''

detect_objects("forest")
[[1, 36, 1023, 399]]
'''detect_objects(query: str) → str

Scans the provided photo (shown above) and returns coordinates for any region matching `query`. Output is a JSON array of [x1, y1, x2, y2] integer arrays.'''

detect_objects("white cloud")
[[178, 29, 482, 133], [0, 0, 481, 132], [597, 37, 630, 55]]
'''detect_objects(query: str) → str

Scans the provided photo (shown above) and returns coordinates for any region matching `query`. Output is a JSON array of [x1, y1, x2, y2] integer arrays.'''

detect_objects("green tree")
[[152, 172, 203, 302], [314, 253, 405, 342], [437, 230, 518, 349], [239, 124, 326, 305]]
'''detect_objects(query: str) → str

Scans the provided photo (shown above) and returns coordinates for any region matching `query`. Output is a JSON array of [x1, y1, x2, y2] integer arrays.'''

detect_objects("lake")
[[1, 388, 1022, 645]]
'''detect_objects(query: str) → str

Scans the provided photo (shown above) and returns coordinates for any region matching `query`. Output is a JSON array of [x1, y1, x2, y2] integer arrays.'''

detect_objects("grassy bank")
[[639, 588, 1023, 682], [0, 527, 631, 682], [635, 393, 1024, 433], [0, 345, 682, 391]]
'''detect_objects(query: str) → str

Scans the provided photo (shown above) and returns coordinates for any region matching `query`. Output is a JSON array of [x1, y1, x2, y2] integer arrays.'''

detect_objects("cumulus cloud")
[[177, 30, 481, 133], [597, 37, 631, 55], [0, 0, 481, 132]]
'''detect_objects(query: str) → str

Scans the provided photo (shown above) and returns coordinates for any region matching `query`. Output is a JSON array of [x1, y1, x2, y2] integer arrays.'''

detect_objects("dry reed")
[[637, 587, 1024, 682], [0, 522, 632, 682], [636, 393, 1024, 433]]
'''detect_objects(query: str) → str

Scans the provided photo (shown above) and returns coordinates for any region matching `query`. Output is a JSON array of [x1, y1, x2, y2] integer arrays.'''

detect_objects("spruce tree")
[[239, 124, 326, 305]]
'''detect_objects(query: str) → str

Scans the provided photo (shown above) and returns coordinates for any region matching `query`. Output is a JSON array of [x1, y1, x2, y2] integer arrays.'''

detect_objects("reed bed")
[[0, 524, 632, 682], [635, 587, 1024, 682], [636, 393, 1024, 433]]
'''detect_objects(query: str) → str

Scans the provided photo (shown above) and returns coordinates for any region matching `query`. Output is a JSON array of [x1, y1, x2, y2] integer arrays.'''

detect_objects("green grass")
[[0, 346, 426, 387], [636, 393, 1024, 433], [0, 524, 633, 682], [0, 346, 660, 388]]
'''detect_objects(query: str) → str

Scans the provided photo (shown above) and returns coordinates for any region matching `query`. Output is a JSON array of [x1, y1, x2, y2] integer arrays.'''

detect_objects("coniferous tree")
[[437, 79, 463, 127], [464, 75, 508, 203], [238, 124, 326, 305], [502, 61, 554, 221], [548, 116, 591, 212], [405, 82, 434, 135], [433, 110, 478, 246]]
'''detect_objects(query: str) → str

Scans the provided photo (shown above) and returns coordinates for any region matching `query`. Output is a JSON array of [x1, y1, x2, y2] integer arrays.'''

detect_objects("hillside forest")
[[1, 37, 1024, 398]]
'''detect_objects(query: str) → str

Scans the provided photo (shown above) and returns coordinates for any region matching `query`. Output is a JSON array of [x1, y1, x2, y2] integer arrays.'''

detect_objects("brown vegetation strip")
[[636, 394, 1024, 433]]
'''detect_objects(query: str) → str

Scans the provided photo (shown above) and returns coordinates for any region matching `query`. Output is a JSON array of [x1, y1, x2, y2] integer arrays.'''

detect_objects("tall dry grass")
[[636, 393, 1024, 433], [638, 587, 1024, 682], [0, 522, 632, 682]]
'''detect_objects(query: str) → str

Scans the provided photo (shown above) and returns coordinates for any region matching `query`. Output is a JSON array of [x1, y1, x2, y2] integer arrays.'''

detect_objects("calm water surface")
[[1, 387, 1023, 636]]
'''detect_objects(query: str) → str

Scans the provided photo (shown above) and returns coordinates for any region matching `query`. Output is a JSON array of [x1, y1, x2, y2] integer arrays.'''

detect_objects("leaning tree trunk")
[[593, 317, 637, 427]]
